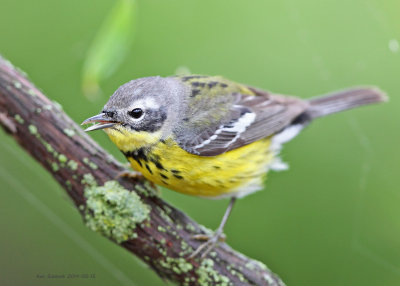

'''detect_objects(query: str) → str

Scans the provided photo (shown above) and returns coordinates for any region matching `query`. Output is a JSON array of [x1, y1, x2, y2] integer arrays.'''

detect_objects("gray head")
[[82, 76, 187, 135]]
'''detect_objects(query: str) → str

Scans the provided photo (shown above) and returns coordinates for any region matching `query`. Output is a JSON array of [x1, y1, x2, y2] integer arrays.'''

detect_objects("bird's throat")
[[104, 125, 163, 153]]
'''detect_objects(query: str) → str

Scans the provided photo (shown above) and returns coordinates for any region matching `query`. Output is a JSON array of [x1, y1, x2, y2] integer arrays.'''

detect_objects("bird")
[[82, 75, 386, 258]]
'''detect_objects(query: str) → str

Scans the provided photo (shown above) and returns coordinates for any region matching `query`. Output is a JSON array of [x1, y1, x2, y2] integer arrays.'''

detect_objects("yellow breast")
[[105, 127, 274, 198]]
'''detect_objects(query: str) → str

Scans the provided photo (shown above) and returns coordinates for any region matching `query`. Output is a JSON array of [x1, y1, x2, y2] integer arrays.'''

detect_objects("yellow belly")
[[105, 128, 274, 198], [129, 138, 273, 198]]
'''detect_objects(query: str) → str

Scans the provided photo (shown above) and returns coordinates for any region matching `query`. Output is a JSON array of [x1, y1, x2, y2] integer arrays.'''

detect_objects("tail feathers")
[[306, 87, 387, 119]]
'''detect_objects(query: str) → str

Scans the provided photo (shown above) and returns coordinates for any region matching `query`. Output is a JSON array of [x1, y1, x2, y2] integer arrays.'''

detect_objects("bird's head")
[[82, 76, 187, 150]]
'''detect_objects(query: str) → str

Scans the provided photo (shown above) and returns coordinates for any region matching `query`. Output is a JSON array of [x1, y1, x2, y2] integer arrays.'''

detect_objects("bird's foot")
[[118, 170, 145, 180], [118, 170, 151, 184], [118, 170, 159, 196], [188, 231, 226, 259]]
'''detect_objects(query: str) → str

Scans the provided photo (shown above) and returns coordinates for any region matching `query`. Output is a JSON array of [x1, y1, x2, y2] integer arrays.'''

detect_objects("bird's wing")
[[175, 87, 309, 156]]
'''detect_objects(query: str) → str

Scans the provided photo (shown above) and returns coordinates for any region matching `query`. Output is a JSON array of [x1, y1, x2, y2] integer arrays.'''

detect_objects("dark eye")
[[128, 108, 144, 119]]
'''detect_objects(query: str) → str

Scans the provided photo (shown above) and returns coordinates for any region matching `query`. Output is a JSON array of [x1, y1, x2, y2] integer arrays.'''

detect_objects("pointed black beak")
[[81, 113, 118, 132]]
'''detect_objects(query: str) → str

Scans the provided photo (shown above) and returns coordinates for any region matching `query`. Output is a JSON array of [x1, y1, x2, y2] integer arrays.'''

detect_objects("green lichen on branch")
[[82, 175, 150, 243], [67, 159, 78, 170], [83, 157, 98, 170], [196, 258, 231, 286], [58, 154, 67, 163], [159, 257, 193, 275], [14, 114, 24, 124], [134, 180, 159, 197], [63, 128, 76, 137]]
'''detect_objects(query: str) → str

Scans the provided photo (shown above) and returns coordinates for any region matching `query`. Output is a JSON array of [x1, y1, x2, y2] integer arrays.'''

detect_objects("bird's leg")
[[189, 197, 236, 259]]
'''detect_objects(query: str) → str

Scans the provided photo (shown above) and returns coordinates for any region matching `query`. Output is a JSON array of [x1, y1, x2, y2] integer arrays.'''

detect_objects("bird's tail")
[[305, 87, 388, 119]]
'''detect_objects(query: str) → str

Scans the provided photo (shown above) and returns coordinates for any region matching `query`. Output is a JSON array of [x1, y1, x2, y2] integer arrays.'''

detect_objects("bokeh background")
[[0, 0, 399, 285]]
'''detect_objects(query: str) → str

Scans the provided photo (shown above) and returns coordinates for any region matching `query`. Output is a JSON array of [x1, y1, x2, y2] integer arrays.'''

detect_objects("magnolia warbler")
[[82, 75, 386, 257]]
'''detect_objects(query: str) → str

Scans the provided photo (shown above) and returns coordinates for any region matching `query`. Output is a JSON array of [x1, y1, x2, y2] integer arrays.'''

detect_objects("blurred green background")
[[1, 0, 399, 285]]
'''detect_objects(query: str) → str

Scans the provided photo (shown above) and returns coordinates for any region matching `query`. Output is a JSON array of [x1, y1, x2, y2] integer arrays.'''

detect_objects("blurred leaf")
[[82, 0, 137, 100]]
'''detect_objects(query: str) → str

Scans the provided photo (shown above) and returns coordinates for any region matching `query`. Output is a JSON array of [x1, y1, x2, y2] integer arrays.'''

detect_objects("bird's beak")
[[81, 113, 118, 132]]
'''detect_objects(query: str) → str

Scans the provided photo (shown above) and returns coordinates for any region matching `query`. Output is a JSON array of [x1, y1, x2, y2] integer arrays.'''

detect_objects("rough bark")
[[0, 55, 285, 286]]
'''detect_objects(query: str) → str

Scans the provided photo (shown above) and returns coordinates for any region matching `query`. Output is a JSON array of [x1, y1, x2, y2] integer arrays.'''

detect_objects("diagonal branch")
[[0, 55, 285, 286]]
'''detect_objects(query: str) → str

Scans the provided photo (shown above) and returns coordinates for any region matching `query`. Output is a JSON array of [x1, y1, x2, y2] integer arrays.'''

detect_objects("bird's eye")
[[128, 108, 144, 119]]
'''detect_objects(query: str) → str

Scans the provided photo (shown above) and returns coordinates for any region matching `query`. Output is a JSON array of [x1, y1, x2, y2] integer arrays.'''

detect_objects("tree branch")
[[0, 55, 285, 286]]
